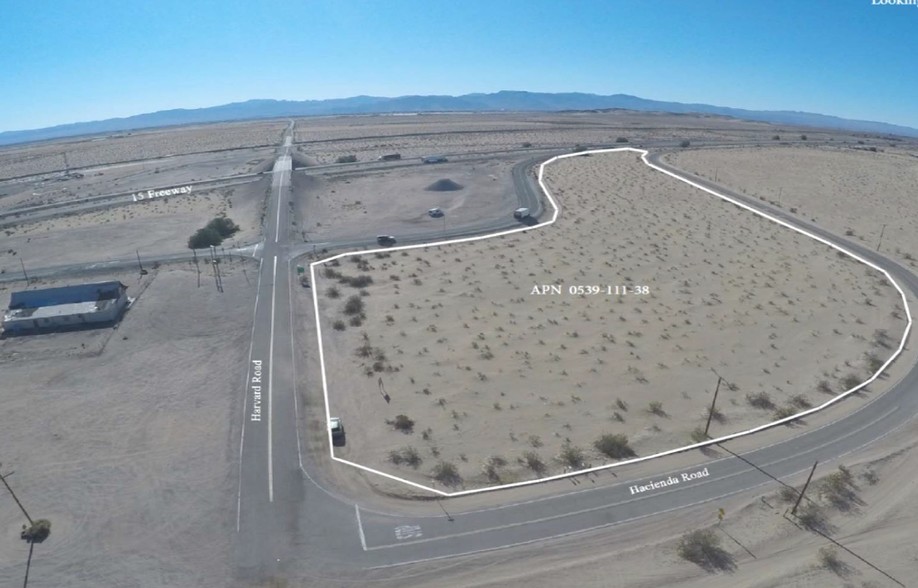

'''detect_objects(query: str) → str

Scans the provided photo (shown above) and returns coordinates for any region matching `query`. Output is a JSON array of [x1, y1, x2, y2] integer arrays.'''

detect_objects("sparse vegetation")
[[343, 294, 365, 316], [388, 446, 422, 468], [558, 442, 585, 469], [676, 529, 734, 571], [746, 391, 775, 410], [522, 451, 546, 475], [593, 433, 635, 459], [432, 461, 462, 487], [388, 414, 415, 433]]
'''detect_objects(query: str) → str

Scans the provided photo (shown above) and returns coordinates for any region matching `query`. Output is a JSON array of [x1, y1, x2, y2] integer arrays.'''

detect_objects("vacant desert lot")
[[0, 263, 256, 588], [292, 158, 519, 243], [666, 145, 918, 270], [0, 120, 287, 180], [315, 150, 906, 491], [0, 178, 267, 275]]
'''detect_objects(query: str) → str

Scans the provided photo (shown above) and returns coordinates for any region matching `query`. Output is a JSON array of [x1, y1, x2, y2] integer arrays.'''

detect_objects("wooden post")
[[792, 461, 819, 516]]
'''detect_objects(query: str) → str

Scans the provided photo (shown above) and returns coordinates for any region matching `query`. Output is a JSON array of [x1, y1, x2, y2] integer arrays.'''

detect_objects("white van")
[[513, 207, 531, 220]]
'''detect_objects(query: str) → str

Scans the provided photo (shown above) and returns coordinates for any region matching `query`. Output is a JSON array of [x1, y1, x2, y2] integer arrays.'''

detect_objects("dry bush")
[[594, 433, 635, 459], [676, 529, 735, 572]]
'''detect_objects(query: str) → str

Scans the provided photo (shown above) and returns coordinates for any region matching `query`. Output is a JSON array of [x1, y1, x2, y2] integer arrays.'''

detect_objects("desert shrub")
[[482, 455, 507, 482], [861, 469, 879, 485], [205, 216, 240, 238], [332, 320, 346, 331], [795, 502, 828, 531], [336, 154, 357, 163], [615, 136, 629, 143], [801, 134, 808, 140], [432, 461, 462, 487], [680, 139, 691, 148], [342, 275, 373, 288], [819, 467, 857, 508], [615, 398, 628, 411], [746, 391, 775, 410], [594, 433, 635, 459], [789, 394, 812, 409], [343, 295, 365, 316], [676, 529, 734, 571], [840, 373, 862, 391], [522, 451, 546, 475], [188, 227, 223, 249], [773, 406, 797, 420], [326, 286, 341, 299], [20, 519, 51, 543], [388, 446, 422, 468], [817, 380, 833, 394], [648, 400, 665, 416], [772, 135, 780, 140], [389, 414, 415, 433], [865, 352, 884, 372], [690, 427, 708, 443], [559, 442, 585, 469]]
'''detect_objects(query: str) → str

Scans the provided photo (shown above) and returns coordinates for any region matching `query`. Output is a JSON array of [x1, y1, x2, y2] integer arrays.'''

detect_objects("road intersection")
[[3, 126, 915, 581]]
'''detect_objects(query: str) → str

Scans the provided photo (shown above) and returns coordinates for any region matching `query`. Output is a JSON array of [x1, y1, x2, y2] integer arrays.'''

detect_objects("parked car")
[[376, 235, 396, 246], [422, 155, 448, 164], [513, 207, 531, 220], [427, 207, 444, 218], [329, 417, 345, 444]]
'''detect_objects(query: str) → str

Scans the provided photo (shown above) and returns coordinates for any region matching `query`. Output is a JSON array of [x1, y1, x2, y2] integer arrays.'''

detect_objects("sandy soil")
[[0, 177, 268, 274], [358, 419, 918, 588], [292, 158, 519, 243], [0, 120, 287, 180], [314, 150, 906, 491], [666, 145, 918, 271], [0, 262, 257, 588]]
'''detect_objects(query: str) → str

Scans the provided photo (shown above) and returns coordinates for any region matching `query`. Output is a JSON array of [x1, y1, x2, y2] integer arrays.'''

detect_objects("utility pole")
[[791, 461, 819, 516], [704, 369, 724, 437], [19, 259, 30, 284], [876, 224, 887, 252], [136, 249, 146, 275]]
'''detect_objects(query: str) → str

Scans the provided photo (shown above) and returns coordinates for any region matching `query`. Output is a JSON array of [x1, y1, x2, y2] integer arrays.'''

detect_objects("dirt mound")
[[425, 178, 464, 192]]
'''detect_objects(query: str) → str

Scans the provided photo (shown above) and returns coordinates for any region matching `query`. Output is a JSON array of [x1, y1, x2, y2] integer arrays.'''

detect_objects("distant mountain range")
[[3, 90, 917, 146]]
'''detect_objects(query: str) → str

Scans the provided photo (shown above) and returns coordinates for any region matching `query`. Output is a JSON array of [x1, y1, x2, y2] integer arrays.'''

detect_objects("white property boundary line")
[[310, 147, 913, 498]]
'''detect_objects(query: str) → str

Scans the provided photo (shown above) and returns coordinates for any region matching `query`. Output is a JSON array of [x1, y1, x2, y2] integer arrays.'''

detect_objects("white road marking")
[[356, 505, 367, 551], [268, 254, 277, 502]]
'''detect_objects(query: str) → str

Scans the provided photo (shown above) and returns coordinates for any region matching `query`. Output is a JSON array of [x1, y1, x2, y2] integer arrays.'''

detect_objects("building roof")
[[8, 281, 126, 310]]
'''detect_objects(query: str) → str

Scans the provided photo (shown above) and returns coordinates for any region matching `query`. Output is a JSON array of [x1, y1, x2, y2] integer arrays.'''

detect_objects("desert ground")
[[2, 113, 917, 587], [0, 120, 286, 180], [666, 145, 918, 271], [0, 177, 268, 276], [291, 156, 520, 243], [0, 262, 257, 588], [314, 150, 907, 491]]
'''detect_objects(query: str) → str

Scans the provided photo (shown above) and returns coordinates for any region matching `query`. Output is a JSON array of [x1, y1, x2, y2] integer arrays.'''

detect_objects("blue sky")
[[1, 0, 916, 132]]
